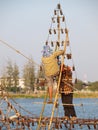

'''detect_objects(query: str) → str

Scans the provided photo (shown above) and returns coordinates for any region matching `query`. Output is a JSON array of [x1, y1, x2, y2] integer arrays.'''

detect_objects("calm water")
[[1, 98, 98, 130]]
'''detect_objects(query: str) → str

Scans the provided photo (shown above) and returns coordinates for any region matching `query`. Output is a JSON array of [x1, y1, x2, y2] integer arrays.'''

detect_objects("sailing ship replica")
[[0, 3, 98, 130]]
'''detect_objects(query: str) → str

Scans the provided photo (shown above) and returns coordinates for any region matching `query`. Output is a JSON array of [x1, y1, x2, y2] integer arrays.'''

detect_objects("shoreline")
[[1, 91, 98, 98]]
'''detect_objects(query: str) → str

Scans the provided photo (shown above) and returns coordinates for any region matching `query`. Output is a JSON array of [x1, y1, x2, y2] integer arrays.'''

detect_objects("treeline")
[[0, 58, 44, 92], [1, 59, 98, 92], [74, 80, 98, 91]]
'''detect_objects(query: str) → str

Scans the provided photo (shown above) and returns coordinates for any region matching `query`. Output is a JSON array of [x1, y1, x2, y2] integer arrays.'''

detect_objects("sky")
[[0, 0, 98, 82]]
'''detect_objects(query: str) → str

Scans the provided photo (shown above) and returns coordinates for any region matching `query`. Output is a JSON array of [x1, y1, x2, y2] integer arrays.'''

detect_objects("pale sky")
[[0, 0, 98, 82]]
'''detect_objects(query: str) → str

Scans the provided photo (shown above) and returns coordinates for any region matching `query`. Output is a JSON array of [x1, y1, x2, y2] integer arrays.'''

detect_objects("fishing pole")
[[0, 39, 40, 67]]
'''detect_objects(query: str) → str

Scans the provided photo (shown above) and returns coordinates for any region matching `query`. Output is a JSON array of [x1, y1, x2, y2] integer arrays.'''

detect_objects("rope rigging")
[[0, 86, 37, 117]]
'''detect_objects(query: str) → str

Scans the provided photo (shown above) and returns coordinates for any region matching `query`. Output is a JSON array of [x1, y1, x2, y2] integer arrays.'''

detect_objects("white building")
[[0, 77, 26, 89]]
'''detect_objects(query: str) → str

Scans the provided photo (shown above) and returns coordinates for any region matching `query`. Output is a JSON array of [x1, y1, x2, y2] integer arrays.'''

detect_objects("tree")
[[74, 79, 83, 90], [12, 63, 19, 90], [88, 81, 98, 91], [0, 66, 7, 88], [6, 60, 13, 88], [23, 59, 35, 91], [2, 60, 20, 92]]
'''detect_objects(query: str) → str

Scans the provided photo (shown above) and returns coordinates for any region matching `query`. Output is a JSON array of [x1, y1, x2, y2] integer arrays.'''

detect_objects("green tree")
[[6, 60, 13, 88], [0, 67, 7, 88], [3, 60, 20, 92], [12, 63, 19, 91], [74, 79, 83, 90], [23, 59, 35, 91], [88, 81, 98, 91]]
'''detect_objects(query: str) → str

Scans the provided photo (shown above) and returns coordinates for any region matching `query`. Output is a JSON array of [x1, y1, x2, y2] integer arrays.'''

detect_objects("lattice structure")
[[0, 81, 98, 129], [36, 3, 78, 130]]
